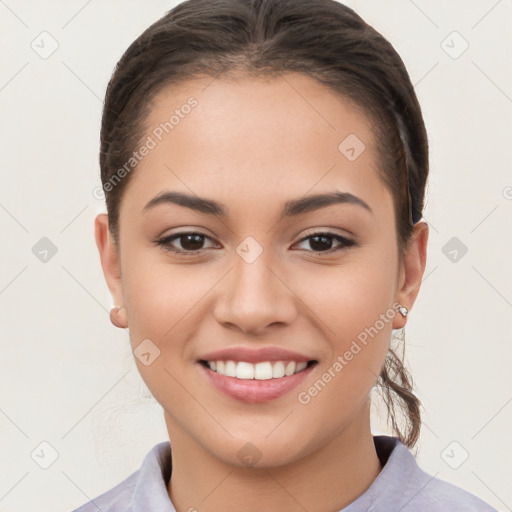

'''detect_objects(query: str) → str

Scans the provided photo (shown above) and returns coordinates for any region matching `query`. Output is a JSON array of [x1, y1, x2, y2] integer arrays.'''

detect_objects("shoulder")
[[70, 441, 173, 512], [349, 436, 497, 512], [410, 472, 497, 511]]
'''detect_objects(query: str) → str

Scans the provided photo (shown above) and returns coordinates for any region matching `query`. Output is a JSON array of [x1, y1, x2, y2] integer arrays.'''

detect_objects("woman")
[[74, 0, 496, 510]]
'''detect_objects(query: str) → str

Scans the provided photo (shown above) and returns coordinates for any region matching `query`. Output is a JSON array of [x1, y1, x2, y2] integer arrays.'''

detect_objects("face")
[[96, 72, 427, 468]]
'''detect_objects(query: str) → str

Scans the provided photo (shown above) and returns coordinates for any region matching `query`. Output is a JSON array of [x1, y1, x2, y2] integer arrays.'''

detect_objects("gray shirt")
[[72, 436, 496, 511]]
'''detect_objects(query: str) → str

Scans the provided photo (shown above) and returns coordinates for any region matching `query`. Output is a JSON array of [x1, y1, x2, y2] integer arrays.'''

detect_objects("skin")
[[95, 72, 428, 512]]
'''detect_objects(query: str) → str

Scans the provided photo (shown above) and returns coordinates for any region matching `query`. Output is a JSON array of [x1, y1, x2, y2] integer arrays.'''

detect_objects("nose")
[[213, 249, 298, 335]]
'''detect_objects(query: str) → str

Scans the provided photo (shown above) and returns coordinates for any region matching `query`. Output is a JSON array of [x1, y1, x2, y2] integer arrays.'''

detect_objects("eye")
[[293, 231, 356, 254], [155, 231, 218, 254]]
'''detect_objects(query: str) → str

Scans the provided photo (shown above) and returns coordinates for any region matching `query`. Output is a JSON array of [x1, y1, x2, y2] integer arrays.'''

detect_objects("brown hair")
[[99, 0, 428, 447]]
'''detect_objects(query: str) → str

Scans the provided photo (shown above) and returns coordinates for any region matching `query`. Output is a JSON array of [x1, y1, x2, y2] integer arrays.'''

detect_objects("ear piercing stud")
[[398, 305, 408, 318]]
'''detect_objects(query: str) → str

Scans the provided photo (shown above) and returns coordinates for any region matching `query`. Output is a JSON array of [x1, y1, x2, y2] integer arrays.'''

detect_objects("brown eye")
[[294, 232, 356, 254], [155, 232, 218, 254]]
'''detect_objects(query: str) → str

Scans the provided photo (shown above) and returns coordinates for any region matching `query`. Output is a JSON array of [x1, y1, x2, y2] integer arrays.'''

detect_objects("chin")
[[201, 426, 320, 470]]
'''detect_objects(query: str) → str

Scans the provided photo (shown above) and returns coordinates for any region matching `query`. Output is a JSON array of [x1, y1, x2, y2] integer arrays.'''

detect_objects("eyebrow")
[[142, 190, 372, 219]]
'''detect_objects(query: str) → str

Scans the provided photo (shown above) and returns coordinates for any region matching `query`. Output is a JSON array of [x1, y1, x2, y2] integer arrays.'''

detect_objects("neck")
[[165, 404, 383, 512]]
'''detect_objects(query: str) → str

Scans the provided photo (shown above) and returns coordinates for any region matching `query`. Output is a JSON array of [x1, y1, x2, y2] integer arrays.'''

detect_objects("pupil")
[[310, 235, 332, 251]]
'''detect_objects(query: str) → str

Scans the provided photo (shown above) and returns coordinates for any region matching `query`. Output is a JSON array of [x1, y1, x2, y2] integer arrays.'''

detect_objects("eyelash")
[[154, 230, 356, 256]]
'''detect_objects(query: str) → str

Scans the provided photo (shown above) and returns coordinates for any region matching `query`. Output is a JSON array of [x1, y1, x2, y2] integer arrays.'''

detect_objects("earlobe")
[[109, 306, 127, 329], [393, 221, 429, 329], [94, 214, 127, 328]]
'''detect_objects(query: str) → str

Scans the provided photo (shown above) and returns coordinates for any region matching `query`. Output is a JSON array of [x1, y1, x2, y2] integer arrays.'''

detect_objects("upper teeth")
[[207, 360, 308, 380]]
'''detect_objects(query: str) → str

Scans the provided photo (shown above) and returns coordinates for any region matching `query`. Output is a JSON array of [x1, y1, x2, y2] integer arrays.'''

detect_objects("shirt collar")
[[129, 436, 415, 512], [343, 435, 426, 511], [131, 440, 175, 512]]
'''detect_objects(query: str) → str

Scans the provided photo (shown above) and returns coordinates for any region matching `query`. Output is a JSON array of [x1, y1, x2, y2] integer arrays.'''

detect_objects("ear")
[[94, 213, 126, 326], [393, 221, 429, 329]]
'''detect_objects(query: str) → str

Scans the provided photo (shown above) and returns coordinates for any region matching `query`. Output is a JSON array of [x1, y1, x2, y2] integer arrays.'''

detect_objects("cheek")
[[294, 276, 395, 432], [121, 246, 216, 340], [292, 248, 397, 404], [299, 249, 398, 342], [119, 252, 211, 408]]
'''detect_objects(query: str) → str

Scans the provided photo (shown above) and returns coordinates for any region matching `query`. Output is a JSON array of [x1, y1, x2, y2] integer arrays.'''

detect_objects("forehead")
[[145, 71, 375, 157], [123, 72, 388, 215]]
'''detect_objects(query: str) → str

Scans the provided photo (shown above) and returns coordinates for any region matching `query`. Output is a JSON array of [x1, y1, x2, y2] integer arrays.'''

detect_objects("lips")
[[197, 346, 317, 403]]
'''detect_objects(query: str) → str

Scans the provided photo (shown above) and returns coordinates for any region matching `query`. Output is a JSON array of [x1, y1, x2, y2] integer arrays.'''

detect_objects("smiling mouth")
[[199, 359, 317, 380]]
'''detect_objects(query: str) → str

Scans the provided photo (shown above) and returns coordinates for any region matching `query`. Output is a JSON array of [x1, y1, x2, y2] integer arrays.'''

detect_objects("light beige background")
[[0, 1, 511, 511]]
